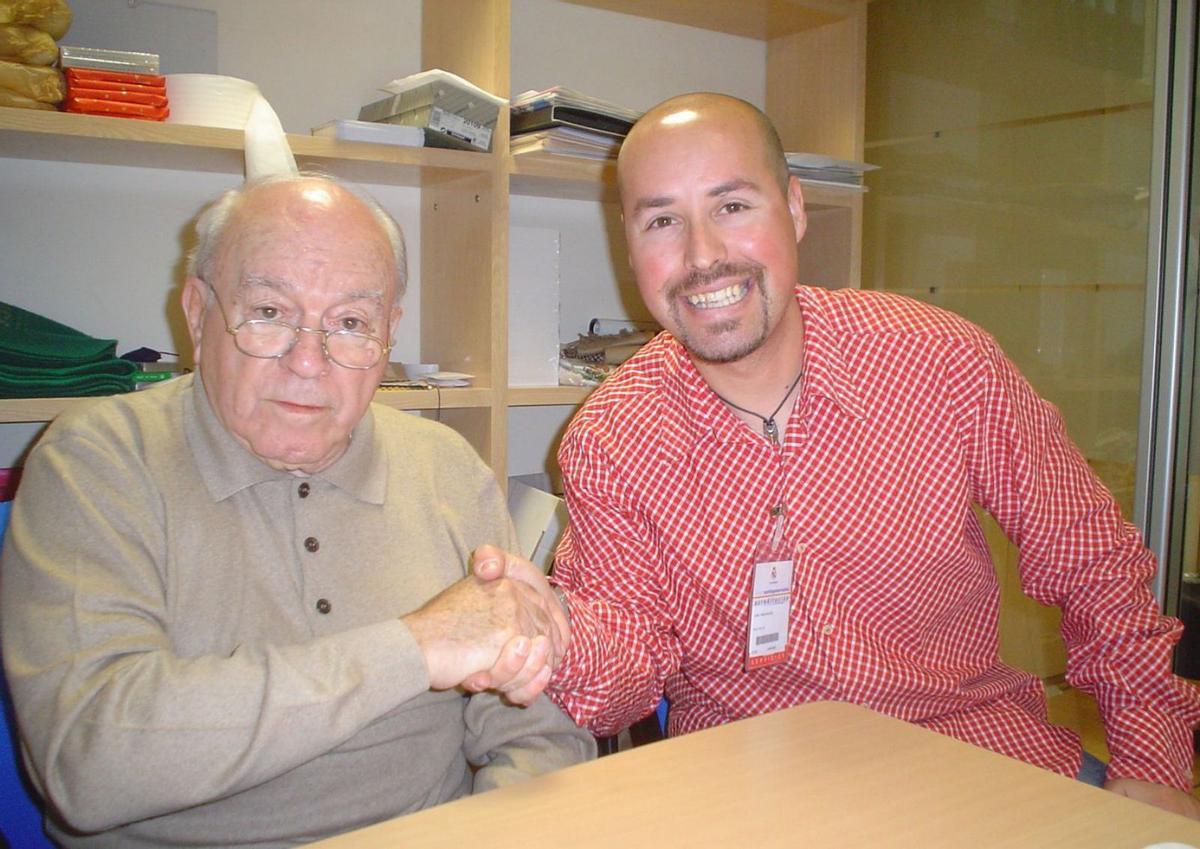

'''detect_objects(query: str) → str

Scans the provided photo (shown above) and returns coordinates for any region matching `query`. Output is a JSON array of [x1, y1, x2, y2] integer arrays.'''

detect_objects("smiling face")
[[182, 179, 402, 473], [618, 96, 806, 366]]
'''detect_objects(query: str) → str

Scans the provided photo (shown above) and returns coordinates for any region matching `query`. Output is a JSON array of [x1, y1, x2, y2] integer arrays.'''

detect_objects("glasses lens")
[[326, 332, 384, 369], [235, 321, 296, 357]]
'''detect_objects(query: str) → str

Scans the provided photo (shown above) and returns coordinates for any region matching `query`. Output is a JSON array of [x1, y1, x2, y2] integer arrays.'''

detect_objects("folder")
[[510, 103, 634, 139]]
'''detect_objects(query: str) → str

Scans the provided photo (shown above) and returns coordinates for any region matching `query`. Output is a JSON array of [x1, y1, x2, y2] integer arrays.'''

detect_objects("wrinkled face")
[[183, 181, 401, 473], [619, 110, 806, 365]]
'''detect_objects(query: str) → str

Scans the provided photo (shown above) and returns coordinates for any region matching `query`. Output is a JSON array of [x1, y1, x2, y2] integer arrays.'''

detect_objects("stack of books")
[[60, 47, 167, 121], [786, 152, 878, 191], [510, 87, 641, 160]]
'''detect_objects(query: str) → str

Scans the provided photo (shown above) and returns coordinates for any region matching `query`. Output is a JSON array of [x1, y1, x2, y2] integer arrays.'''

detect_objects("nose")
[[282, 326, 331, 378], [684, 218, 726, 271]]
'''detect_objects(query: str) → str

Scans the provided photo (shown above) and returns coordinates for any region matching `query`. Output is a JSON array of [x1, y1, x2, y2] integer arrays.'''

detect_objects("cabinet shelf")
[[0, 107, 491, 185], [0, 109, 864, 206], [509, 149, 863, 208], [507, 385, 593, 406], [0, 387, 497, 424], [559, 0, 855, 40]]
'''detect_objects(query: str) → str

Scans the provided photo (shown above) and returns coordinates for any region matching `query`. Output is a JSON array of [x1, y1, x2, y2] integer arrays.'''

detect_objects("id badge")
[[745, 505, 794, 671], [746, 558, 793, 669]]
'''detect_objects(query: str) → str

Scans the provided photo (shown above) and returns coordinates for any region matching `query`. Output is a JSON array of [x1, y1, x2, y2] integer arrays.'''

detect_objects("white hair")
[[187, 171, 408, 304]]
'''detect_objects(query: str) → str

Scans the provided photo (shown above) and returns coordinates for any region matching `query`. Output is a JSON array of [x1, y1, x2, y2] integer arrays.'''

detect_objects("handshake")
[[402, 545, 569, 706]]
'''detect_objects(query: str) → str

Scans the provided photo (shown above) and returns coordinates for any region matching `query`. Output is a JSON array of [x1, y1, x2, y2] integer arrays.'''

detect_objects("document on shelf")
[[510, 125, 622, 160], [785, 152, 878, 189], [381, 68, 507, 106]]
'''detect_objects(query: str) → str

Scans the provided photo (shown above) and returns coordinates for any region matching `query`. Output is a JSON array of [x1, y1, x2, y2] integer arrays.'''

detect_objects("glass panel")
[[864, 0, 1158, 678], [1169, 66, 1200, 676]]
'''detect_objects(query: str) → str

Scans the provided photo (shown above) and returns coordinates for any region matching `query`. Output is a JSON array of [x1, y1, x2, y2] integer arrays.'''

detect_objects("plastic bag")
[[0, 23, 55, 65], [0, 57, 62, 101], [0, 83, 55, 109], [0, 0, 71, 39]]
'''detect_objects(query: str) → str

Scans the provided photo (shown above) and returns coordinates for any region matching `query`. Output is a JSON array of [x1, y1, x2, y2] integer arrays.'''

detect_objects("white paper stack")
[[786, 152, 878, 191]]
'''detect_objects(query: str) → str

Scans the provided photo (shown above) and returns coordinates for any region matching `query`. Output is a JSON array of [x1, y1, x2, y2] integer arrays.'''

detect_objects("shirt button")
[[304, 536, 319, 553], [315, 598, 331, 615], [821, 623, 835, 635], [298, 482, 310, 498]]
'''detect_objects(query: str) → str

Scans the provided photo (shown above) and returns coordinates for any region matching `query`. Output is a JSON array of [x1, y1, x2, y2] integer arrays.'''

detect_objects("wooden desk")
[[312, 701, 1200, 848]]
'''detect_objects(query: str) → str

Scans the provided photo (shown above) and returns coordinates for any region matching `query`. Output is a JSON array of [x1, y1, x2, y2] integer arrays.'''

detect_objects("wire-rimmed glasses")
[[205, 283, 391, 370]]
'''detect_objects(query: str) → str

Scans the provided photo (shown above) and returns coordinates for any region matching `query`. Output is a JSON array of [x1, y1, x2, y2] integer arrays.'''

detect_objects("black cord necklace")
[[712, 368, 805, 445]]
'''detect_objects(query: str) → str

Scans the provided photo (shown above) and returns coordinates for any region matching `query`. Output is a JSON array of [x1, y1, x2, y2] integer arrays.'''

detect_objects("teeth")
[[686, 281, 749, 309]]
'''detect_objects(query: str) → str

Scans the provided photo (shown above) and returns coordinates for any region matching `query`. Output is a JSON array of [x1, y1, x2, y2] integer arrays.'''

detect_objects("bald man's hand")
[[402, 553, 562, 692], [460, 546, 571, 705]]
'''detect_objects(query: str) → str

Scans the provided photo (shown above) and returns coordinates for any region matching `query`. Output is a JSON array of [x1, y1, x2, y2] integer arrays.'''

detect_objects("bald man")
[[1, 174, 593, 849], [493, 92, 1200, 818]]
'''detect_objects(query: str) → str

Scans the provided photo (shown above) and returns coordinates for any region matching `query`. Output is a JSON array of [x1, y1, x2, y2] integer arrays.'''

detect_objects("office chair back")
[[0, 500, 56, 848]]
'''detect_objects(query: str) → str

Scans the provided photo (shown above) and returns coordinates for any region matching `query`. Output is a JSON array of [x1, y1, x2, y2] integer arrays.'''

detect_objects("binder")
[[510, 103, 634, 139]]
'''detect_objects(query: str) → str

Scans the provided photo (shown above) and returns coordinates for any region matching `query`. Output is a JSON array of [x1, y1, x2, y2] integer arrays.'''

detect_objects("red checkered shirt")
[[548, 285, 1200, 790]]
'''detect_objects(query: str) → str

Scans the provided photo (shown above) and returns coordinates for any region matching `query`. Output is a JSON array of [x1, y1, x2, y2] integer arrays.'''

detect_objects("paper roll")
[[244, 93, 298, 180]]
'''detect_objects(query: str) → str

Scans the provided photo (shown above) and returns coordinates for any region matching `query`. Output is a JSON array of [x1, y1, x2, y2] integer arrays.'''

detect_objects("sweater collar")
[[183, 373, 387, 504]]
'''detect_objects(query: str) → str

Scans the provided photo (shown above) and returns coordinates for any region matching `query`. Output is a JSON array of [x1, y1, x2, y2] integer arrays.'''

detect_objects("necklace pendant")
[[763, 418, 779, 444]]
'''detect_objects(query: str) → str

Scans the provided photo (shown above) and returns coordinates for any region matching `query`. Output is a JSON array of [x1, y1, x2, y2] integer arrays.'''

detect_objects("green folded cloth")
[[0, 301, 121, 369], [0, 302, 138, 396], [0, 359, 137, 398]]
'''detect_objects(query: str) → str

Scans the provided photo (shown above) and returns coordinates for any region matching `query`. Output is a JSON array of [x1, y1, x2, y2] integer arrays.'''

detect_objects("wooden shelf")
[[509, 150, 863, 207], [373, 386, 493, 411], [558, 0, 854, 40], [0, 107, 492, 185], [507, 385, 593, 406], [0, 387, 495, 424], [0, 108, 862, 207], [0, 397, 89, 424]]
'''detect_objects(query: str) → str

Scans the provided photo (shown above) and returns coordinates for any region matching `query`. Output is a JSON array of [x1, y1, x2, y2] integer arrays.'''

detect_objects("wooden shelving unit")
[[0, 0, 866, 480]]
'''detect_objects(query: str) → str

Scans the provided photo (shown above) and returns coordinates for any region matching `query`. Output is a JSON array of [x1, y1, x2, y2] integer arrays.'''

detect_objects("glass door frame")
[[1137, 0, 1198, 613]]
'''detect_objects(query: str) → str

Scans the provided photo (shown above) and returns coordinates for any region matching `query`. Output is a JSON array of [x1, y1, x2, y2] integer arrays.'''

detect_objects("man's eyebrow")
[[237, 275, 293, 294], [709, 178, 758, 196], [237, 278, 385, 304], [630, 178, 761, 214], [631, 195, 675, 215]]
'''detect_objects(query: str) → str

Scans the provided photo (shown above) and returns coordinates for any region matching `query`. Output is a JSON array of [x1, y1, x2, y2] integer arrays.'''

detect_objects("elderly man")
[[485, 92, 1200, 819], [0, 173, 593, 849]]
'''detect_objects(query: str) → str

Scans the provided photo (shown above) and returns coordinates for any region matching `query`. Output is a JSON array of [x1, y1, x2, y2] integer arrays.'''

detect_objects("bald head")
[[618, 93, 791, 200], [189, 173, 408, 304]]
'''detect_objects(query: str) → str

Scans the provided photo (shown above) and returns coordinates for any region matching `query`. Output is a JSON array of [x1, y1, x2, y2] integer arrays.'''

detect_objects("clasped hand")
[[402, 545, 567, 705]]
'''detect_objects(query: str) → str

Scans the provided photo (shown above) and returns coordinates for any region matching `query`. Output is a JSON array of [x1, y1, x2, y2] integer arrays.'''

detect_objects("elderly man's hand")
[[458, 546, 571, 705], [1105, 777, 1200, 820], [402, 561, 560, 692]]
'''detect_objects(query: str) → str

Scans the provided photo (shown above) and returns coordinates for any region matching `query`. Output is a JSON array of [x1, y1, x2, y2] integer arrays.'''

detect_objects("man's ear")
[[181, 277, 208, 355], [388, 304, 404, 340], [787, 175, 807, 244]]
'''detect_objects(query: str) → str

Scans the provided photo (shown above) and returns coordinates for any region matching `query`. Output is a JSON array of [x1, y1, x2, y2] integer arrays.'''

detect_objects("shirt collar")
[[184, 372, 387, 504], [659, 286, 867, 459], [793, 286, 868, 422]]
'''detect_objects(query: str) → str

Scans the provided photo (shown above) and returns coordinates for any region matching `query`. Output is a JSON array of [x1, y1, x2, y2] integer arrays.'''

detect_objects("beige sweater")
[[0, 374, 593, 848]]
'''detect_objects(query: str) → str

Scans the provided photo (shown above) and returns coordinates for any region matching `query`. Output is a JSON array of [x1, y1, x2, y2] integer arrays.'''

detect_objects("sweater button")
[[316, 598, 331, 615], [298, 482, 310, 498], [304, 536, 319, 552]]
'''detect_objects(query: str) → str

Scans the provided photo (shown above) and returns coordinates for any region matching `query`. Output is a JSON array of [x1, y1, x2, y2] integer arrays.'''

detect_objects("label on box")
[[428, 106, 492, 150]]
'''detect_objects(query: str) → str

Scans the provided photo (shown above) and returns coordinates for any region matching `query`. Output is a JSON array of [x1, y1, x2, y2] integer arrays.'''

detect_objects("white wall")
[[0, 1, 766, 472], [506, 1, 766, 480], [511, 0, 765, 111], [0, 1, 426, 464]]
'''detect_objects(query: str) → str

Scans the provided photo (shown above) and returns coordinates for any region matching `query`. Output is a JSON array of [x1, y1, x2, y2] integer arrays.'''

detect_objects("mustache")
[[666, 261, 765, 299]]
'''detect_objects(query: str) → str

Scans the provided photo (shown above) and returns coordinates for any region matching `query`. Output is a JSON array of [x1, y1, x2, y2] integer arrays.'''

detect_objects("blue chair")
[[596, 696, 669, 756], [0, 499, 56, 848]]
